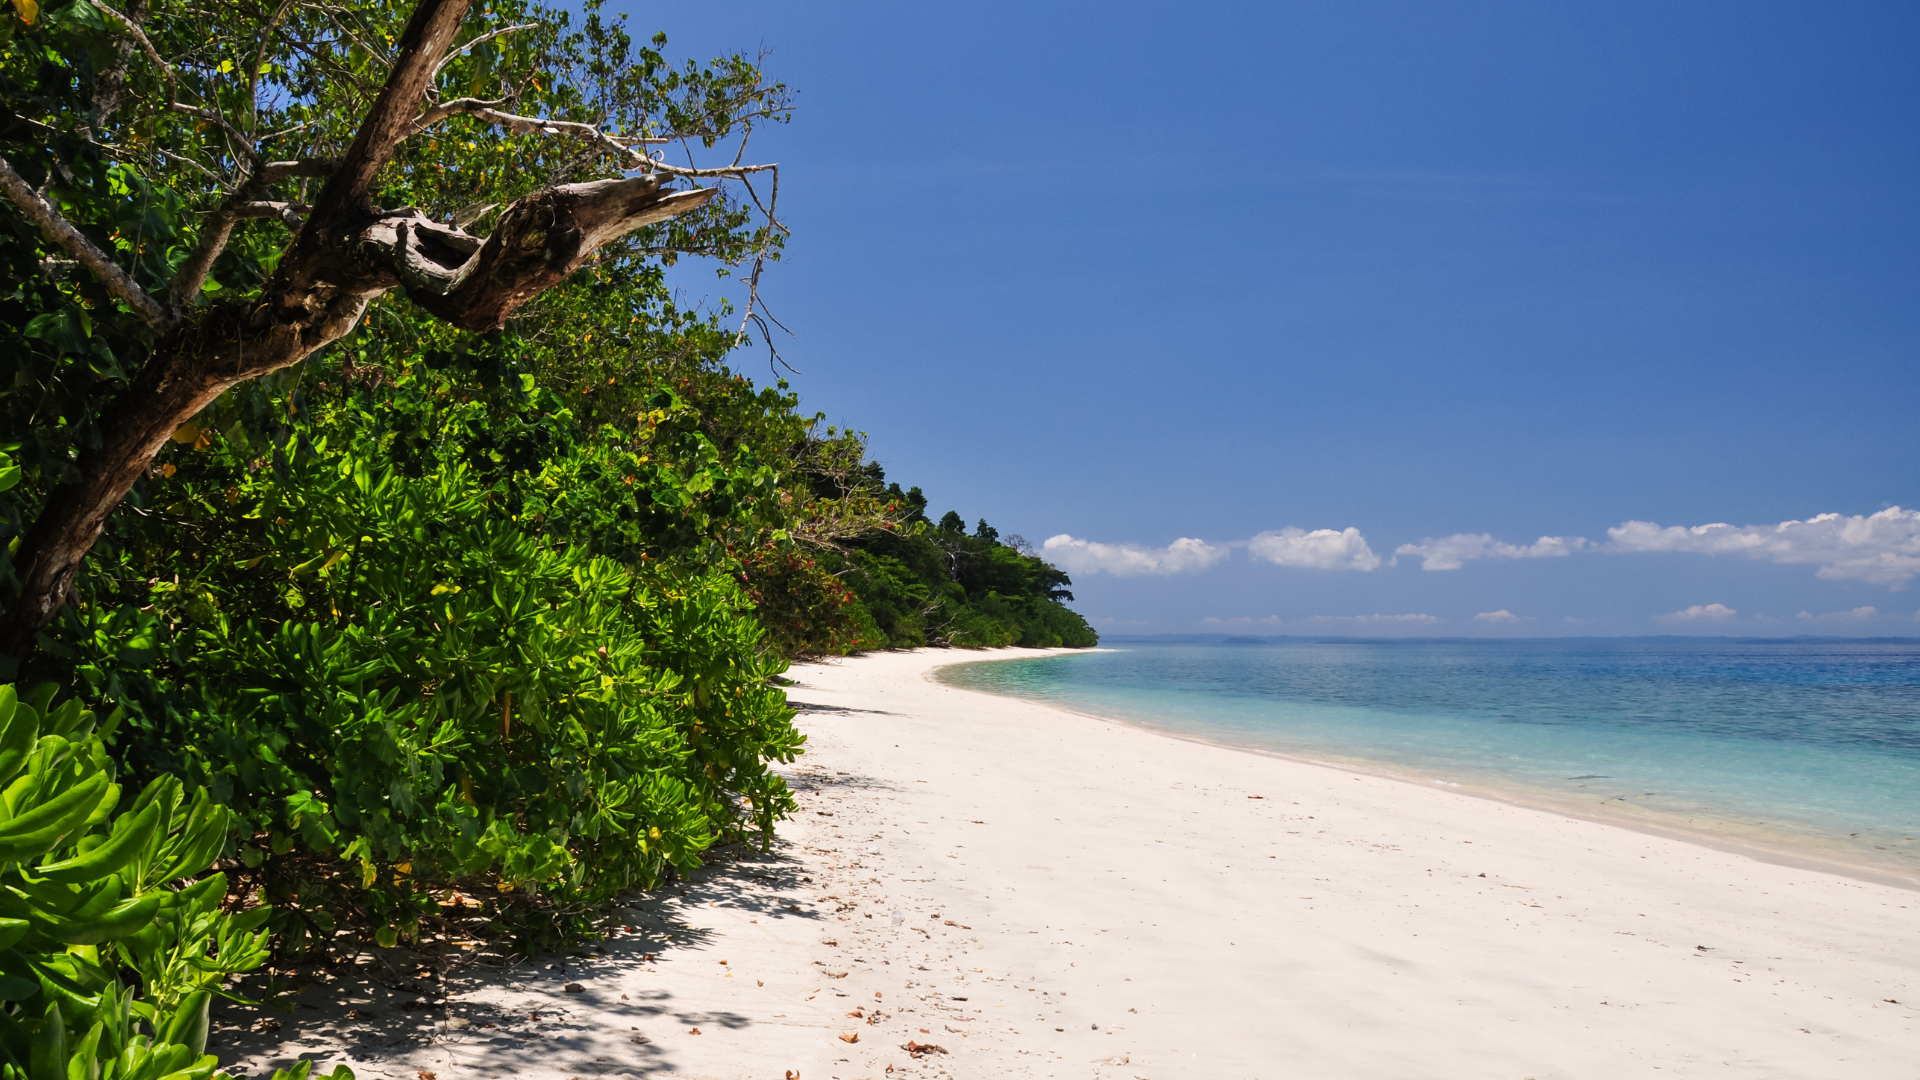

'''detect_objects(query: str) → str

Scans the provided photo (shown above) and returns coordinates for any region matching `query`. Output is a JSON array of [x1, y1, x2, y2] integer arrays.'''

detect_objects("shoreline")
[[933, 651, 1920, 892], [217, 645, 1919, 1080]]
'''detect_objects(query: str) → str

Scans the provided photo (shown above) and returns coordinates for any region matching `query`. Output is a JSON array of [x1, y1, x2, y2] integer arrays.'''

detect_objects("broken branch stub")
[[395, 176, 714, 331]]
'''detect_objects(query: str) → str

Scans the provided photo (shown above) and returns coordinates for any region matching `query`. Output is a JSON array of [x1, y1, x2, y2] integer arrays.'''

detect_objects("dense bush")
[[0, 684, 302, 1080], [28, 336, 805, 954]]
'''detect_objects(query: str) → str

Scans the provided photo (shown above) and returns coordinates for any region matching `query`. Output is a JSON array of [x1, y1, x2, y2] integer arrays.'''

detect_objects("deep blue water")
[[938, 639, 1920, 873]]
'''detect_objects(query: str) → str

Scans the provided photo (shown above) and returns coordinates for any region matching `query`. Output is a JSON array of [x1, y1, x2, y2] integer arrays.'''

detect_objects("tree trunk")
[[0, 300, 355, 658]]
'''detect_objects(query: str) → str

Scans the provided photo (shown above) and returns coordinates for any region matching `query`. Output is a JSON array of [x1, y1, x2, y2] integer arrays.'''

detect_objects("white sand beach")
[[219, 647, 1917, 1079]]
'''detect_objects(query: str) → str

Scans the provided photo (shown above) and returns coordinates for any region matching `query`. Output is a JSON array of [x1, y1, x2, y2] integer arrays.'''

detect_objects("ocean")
[[937, 638, 1920, 881]]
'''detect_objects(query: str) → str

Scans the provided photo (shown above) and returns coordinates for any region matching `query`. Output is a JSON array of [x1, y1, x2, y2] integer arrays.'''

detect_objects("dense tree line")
[[746, 475, 1096, 655], [0, 0, 1088, 1069]]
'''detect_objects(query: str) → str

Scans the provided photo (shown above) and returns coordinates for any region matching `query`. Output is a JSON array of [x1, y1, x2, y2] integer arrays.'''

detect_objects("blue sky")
[[637, 1, 1920, 635]]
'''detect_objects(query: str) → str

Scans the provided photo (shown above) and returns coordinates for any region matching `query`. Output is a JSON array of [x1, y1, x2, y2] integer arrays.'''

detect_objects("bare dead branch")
[[374, 176, 715, 330], [0, 153, 172, 330]]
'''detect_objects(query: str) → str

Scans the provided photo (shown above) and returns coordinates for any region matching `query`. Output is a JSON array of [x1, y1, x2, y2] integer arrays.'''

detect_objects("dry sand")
[[216, 647, 1917, 1079]]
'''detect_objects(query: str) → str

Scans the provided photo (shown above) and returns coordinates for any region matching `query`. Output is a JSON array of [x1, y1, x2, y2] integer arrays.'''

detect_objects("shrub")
[[0, 684, 293, 1080]]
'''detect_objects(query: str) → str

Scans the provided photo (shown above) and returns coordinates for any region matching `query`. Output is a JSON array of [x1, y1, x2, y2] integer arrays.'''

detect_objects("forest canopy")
[[0, 0, 1089, 1066]]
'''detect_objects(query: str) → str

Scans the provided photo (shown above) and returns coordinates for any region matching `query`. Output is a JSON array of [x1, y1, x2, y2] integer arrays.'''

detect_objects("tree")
[[0, 0, 786, 659]]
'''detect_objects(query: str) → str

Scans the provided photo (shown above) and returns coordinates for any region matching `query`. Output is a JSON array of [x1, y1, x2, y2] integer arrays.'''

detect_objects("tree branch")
[[88, 0, 177, 107], [304, 0, 472, 223], [370, 176, 714, 330], [258, 158, 339, 183], [408, 99, 673, 154], [235, 200, 309, 224], [0, 153, 172, 330]]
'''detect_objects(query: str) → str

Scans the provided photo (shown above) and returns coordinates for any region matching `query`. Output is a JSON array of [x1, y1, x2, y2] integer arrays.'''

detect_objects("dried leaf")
[[838, 1032, 859, 1044]]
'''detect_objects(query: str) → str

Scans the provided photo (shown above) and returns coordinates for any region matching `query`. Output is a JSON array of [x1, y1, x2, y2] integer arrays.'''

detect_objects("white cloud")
[[1796, 606, 1880, 622], [1310, 613, 1441, 625], [1248, 527, 1382, 571], [1395, 533, 1588, 571], [1607, 507, 1920, 587], [1042, 534, 1228, 577], [1473, 609, 1523, 623], [1659, 603, 1738, 624]]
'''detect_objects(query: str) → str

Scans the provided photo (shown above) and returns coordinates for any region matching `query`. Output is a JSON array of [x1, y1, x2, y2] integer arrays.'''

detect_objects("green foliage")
[[746, 470, 1099, 655], [28, 338, 804, 955], [0, 0, 788, 599], [0, 683, 284, 1080]]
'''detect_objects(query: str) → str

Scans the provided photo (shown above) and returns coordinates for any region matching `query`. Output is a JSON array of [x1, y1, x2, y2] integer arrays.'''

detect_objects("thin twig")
[[432, 23, 538, 81], [246, 0, 296, 119], [171, 103, 258, 161]]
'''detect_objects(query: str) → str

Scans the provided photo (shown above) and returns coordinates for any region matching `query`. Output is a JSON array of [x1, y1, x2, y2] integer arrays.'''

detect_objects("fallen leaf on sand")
[[839, 1032, 860, 1043], [918, 1028, 929, 1034], [828, 971, 849, 978], [1104, 1054, 1130, 1065], [902, 1040, 947, 1058], [847, 1009, 865, 1018], [689, 1027, 702, 1035], [417, 1072, 437, 1080], [563, 983, 585, 993], [787, 1072, 801, 1080]]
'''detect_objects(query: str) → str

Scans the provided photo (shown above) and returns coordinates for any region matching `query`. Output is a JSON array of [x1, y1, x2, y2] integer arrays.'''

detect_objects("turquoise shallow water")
[[937, 639, 1920, 878]]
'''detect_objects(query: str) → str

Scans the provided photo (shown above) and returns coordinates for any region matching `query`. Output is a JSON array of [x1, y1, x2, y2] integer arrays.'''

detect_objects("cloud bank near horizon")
[[1043, 507, 1920, 587], [1043, 526, 1379, 576], [1396, 533, 1588, 570], [1606, 507, 1920, 587]]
